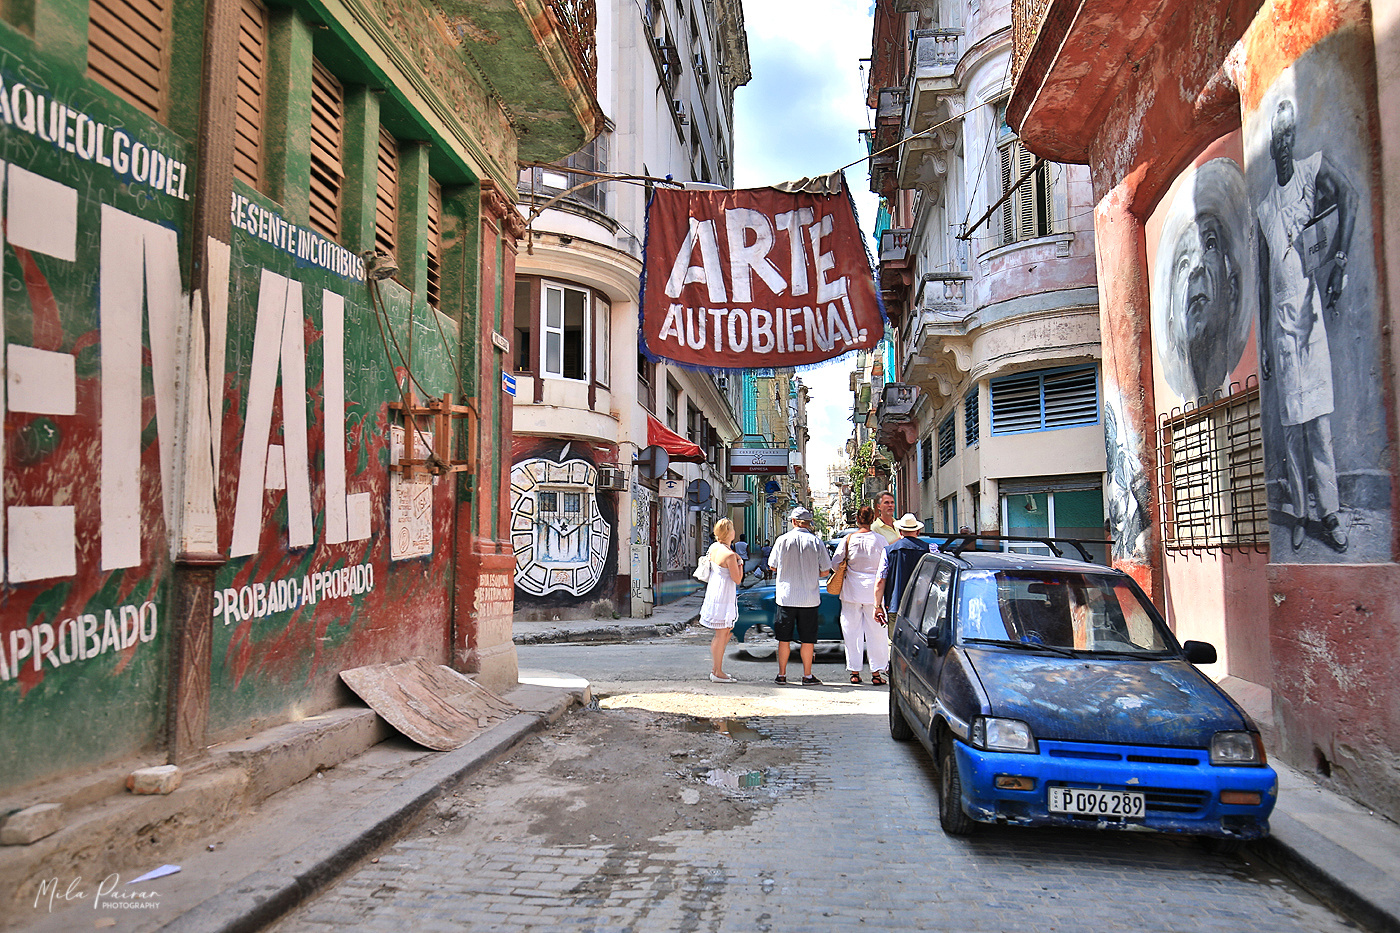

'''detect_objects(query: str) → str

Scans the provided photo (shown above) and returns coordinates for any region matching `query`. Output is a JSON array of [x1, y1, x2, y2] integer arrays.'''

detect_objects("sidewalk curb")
[[513, 617, 694, 645], [1258, 810, 1400, 933], [159, 694, 582, 933]]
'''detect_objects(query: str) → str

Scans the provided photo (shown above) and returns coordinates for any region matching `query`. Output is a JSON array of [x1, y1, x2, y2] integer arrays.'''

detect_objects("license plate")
[[1048, 787, 1145, 819]]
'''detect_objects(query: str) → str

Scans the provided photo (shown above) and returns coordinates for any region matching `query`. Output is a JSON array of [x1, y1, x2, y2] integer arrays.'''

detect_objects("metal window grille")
[[1157, 378, 1267, 551], [938, 414, 956, 466]]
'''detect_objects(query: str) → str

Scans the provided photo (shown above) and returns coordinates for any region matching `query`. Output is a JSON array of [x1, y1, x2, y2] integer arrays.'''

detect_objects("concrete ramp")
[[340, 658, 518, 751]]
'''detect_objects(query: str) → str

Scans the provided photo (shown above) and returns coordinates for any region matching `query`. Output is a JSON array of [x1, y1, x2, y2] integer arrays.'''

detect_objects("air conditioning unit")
[[596, 465, 629, 491], [672, 99, 690, 125]]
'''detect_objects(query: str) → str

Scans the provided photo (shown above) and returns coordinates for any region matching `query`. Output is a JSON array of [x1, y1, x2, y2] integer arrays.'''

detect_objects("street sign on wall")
[[730, 448, 790, 474]]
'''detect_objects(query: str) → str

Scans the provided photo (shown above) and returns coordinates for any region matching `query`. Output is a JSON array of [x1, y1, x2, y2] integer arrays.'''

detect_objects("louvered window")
[[991, 366, 1098, 435], [88, 0, 171, 121], [426, 177, 443, 309], [920, 435, 933, 481], [309, 60, 345, 240], [998, 130, 1052, 246], [233, 0, 268, 190], [374, 128, 398, 262], [964, 389, 980, 445], [938, 414, 956, 466]]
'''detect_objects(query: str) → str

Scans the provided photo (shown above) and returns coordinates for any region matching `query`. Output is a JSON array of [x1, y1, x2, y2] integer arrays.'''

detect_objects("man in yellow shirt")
[[870, 491, 899, 544]]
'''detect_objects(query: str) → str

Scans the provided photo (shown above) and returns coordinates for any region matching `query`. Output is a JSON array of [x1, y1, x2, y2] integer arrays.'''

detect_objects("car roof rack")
[[935, 533, 1111, 563]]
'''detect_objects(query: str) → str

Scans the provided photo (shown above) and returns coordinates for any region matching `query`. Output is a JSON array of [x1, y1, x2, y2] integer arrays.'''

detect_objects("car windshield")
[[955, 570, 1173, 655]]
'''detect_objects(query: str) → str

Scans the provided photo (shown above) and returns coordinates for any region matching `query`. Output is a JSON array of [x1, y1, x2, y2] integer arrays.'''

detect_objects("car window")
[[919, 564, 953, 634], [955, 570, 1172, 654], [897, 558, 938, 624]]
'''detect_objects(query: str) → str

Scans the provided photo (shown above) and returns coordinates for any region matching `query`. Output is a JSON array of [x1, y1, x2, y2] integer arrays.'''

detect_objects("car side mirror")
[[1182, 640, 1217, 664]]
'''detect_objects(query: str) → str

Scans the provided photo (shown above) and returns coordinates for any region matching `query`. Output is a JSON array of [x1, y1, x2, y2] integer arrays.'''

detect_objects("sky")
[[732, 0, 878, 500]]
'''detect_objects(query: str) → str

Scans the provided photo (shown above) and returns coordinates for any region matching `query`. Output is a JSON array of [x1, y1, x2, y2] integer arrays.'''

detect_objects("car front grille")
[[1141, 786, 1211, 813]]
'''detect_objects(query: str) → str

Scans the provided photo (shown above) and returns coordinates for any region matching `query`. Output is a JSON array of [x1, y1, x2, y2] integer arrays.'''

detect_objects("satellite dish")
[[687, 479, 712, 509], [634, 444, 670, 480]]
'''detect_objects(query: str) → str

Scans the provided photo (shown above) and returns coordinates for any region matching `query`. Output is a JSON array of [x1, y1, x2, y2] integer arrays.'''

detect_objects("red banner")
[[640, 184, 883, 369]]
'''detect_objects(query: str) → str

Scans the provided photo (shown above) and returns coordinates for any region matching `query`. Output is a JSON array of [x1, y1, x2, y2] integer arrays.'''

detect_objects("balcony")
[[437, 0, 603, 162], [897, 29, 963, 195], [901, 274, 973, 405]]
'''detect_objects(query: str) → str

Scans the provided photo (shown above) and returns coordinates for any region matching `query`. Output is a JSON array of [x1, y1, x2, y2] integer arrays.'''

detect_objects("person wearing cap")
[[767, 506, 833, 685], [870, 491, 899, 544], [876, 513, 934, 624]]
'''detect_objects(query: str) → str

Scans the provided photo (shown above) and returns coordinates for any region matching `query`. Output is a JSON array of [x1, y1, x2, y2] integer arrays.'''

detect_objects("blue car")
[[888, 537, 1277, 844]]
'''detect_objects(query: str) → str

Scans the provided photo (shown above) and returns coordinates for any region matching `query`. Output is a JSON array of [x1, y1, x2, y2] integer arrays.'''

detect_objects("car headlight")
[[971, 717, 1037, 753], [1211, 731, 1266, 766]]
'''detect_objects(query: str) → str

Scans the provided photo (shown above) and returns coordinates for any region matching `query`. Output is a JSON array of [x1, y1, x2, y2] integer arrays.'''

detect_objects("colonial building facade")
[[862, 0, 1106, 557], [511, 0, 752, 617]]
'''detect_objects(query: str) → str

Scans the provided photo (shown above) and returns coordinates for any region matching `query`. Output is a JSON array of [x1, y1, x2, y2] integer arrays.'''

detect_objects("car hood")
[[965, 649, 1249, 747]]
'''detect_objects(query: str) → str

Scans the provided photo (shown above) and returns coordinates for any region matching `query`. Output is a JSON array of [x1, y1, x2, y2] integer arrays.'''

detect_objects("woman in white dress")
[[699, 517, 744, 682], [833, 506, 890, 685]]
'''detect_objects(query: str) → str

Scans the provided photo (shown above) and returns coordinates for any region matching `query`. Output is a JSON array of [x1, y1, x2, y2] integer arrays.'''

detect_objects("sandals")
[[849, 672, 863, 685], [871, 671, 886, 686]]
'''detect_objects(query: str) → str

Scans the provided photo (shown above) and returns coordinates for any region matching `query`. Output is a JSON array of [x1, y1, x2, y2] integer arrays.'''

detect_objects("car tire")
[[938, 739, 976, 836], [888, 680, 913, 742], [741, 624, 777, 659], [1201, 836, 1246, 856]]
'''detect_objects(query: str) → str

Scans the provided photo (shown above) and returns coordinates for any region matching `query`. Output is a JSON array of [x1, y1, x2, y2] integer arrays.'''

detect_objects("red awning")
[[647, 414, 706, 463]]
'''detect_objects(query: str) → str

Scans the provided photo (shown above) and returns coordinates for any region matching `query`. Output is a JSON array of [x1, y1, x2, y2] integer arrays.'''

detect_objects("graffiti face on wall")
[[1104, 389, 1151, 562], [1244, 42, 1392, 562], [511, 442, 614, 597], [1151, 157, 1256, 401]]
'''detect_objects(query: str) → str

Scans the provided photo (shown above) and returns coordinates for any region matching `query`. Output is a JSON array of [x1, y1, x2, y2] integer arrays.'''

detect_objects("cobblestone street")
[[270, 685, 1356, 933]]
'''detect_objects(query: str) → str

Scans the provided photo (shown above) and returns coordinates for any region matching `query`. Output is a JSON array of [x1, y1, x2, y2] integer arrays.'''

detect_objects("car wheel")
[[938, 739, 976, 836], [888, 680, 913, 742], [741, 624, 777, 659]]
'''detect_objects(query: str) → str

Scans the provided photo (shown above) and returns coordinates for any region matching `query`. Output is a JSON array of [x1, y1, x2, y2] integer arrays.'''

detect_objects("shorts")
[[774, 604, 820, 644]]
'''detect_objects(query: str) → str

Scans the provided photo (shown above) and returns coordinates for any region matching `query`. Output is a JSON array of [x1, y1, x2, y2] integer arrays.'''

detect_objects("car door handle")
[[912, 643, 920, 657]]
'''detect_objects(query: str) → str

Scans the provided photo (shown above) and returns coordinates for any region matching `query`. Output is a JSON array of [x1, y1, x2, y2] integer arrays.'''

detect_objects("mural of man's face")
[[1270, 105, 1297, 184]]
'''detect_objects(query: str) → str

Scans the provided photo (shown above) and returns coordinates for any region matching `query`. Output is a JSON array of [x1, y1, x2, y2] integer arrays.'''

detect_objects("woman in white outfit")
[[833, 506, 890, 685], [699, 518, 744, 682]]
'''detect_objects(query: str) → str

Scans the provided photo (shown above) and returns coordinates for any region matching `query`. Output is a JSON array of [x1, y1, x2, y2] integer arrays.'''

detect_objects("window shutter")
[[964, 389, 980, 444], [88, 0, 170, 121], [938, 414, 956, 466], [309, 60, 344, 240], [999, 144, 1014, 245], [991, 372, 1043, 434], [233, 0, 268, 190], [426, 177, 443, 309], [1042, 367, 1099, 428], [374, 128, 399, 261], [1015, 143, 1037, 241]]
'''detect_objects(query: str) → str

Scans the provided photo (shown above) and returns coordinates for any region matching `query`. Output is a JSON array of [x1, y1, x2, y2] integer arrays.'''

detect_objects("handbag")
[[693, 554, 712, 583], [825, 547, 848, 596]]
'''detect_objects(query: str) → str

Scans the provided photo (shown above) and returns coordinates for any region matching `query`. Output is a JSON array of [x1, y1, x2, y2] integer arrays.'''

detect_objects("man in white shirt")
[[767, 507, 833, 685]]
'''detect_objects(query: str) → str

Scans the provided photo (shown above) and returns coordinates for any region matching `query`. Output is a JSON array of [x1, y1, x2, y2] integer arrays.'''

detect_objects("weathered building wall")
[[0, 0, 591, 791], [1013, 0, 1400, 818], [0, 31, 189, 789]]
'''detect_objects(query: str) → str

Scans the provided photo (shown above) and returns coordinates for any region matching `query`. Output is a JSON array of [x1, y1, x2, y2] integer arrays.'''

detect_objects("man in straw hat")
[[876, 513, 933, 625]]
